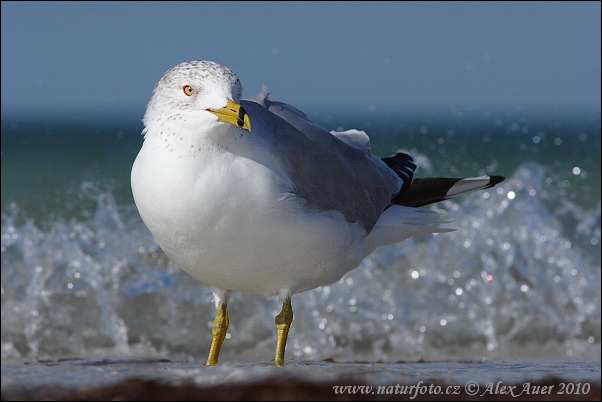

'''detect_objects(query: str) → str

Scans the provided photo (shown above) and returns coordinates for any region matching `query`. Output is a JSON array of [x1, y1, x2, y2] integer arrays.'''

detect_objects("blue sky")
[[1, 1, 600, 120]]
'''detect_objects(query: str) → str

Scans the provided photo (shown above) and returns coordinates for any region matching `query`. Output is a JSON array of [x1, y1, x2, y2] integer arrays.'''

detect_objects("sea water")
[[1, 109, 600, 365]]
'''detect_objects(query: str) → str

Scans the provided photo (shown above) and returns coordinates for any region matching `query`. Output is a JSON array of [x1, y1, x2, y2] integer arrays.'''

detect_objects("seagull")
[[131, 60, 504, 366]]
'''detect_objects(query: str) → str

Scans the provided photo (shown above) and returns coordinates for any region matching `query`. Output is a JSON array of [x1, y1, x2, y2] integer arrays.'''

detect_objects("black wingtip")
[[392, 174, 506, 208], [489, 176, 505, 186]]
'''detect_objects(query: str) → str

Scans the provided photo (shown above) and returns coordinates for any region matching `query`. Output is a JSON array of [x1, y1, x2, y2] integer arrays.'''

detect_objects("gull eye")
[[182, 85, 194, 96]]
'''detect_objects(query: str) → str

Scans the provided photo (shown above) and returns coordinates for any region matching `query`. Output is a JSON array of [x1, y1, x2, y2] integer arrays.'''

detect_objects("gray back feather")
[[239, 95, 402, 233]]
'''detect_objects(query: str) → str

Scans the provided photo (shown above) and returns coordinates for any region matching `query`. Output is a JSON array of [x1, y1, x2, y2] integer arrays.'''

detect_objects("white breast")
[[131, 131, 367, 297]]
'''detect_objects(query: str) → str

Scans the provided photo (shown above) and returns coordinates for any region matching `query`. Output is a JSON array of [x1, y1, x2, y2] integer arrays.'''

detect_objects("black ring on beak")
[[237, 106, 248, 128]]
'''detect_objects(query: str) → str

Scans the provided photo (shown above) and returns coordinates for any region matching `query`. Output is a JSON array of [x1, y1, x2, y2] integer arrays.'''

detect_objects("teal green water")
[[2, 111, 600, 221]]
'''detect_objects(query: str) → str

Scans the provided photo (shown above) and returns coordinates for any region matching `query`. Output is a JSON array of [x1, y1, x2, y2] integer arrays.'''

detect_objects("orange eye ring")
[[182, 85, 194, 96]]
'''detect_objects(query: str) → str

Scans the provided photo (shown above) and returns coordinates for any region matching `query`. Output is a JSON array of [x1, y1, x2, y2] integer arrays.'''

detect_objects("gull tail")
[[368, 152, 505, 253], [365, 175, 505, 253]]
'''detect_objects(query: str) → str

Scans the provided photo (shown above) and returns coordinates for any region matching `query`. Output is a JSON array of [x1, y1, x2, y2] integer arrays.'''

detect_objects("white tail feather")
[[365, 206, 453, 254]]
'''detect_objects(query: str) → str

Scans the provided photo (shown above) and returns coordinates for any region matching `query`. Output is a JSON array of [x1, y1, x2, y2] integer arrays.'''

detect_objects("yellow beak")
[[208, 99, 252, 131]]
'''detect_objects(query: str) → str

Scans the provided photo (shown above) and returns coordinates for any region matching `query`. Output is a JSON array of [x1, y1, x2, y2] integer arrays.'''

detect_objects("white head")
[[142, 60, 244, 133]]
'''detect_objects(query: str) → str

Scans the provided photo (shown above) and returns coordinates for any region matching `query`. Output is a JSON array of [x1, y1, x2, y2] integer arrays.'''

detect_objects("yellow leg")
[[205, 303, 229, 366], [274, 298, 293, 366]]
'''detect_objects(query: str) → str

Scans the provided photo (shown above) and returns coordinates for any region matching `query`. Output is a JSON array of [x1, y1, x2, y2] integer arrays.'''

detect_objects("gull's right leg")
[[205, 288, 230, 366], [274, 297, 293, 366]]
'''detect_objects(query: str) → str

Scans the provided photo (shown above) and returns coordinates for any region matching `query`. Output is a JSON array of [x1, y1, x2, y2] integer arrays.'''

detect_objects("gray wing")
[[239, 96, 403, 233]]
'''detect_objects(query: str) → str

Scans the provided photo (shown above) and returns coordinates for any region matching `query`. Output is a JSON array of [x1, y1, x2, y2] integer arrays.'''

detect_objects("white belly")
[[131, 139, 367, 296]]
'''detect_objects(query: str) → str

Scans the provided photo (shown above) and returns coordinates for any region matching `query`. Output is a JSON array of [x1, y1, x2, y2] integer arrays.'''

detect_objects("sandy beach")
[[2, 357, 600, 401]]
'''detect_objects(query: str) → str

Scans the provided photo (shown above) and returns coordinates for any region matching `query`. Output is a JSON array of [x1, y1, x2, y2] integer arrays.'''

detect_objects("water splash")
[[1, 164, 600, 361]]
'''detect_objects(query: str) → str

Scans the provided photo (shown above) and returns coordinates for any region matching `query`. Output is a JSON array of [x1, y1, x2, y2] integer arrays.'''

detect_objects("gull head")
[[142, 60, 250, 133]]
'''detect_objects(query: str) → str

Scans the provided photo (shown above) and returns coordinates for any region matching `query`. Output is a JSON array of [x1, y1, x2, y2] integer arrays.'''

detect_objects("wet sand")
[[2, 358, 600, 401]]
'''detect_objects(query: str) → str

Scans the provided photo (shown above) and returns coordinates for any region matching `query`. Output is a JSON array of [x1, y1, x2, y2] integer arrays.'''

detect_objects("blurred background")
[[1, 2, 600, 364], [2, 1, 600, 119]]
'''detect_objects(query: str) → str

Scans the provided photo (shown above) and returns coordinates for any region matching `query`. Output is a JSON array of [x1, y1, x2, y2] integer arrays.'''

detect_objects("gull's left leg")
[[205, 288, 230, 366], [274, 297, 293, 366]]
